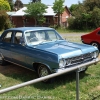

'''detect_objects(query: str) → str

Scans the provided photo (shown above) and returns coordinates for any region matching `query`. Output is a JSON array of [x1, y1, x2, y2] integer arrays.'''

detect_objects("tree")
[[68, 3, 92, 30], [69, 4, 79, 12], [83, 0, 100, 11], [8, 0, 14, 11], [91, 7, 100, 28], [83, 0, 100, 28], [68, 0, 100, 30], [52, 0, 65, 27], [24, 2, 47, 26], [14, 0, 23, 10], [0, 0, 11, 11], [32, 0, 41, 3]]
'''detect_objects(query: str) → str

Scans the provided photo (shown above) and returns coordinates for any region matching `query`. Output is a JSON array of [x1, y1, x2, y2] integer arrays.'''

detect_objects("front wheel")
[[37, 64, 54, 83]]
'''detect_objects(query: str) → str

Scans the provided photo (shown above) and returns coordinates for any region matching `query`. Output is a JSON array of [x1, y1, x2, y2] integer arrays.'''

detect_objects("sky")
[[14, 0, 83, 7]]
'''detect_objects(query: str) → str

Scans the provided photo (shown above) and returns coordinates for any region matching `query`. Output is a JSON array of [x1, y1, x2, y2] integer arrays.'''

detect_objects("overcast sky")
[[14, 0, 83, 7]]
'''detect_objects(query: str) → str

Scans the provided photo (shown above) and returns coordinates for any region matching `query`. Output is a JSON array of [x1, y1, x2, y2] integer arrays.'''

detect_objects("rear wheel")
[[37, 64, 54, 83]]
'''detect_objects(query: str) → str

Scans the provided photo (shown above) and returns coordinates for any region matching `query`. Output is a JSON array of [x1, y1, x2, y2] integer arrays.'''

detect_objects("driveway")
[[60, 33, 85, 43]]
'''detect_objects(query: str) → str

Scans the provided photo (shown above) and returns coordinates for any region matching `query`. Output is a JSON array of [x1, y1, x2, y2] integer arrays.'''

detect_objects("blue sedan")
[[0, 27, 99, 82]]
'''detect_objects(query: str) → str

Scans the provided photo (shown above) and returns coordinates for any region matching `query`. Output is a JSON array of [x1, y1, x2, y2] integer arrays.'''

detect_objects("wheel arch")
[[90, 41, 100, 45], [33, 62, 52, 73], [90, 41, 100, 50]]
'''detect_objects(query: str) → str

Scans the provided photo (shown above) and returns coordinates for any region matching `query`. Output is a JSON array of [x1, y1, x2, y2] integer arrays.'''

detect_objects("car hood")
[[31, 40, 97, 58]]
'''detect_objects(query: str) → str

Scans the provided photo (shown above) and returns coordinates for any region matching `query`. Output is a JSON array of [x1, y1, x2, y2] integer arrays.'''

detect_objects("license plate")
[[78, 66, 86, 72]]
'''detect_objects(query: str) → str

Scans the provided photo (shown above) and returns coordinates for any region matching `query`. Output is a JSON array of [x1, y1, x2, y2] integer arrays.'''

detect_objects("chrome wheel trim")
[[38, 65, 50, 82], [38, 65, 49, 77]]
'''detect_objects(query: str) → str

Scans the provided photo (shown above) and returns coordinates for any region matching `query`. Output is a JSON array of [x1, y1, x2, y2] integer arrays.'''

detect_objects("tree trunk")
[[58, 13, 60, 27], [34, 18, 37, 26]]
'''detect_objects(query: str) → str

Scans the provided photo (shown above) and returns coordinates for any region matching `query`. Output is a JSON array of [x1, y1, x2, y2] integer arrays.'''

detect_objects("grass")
[[0, 33, 100, 100], [0, 64, 100, 100]]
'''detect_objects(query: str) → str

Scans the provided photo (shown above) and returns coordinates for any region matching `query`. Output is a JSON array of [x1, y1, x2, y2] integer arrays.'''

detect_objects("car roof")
[[6, 27, 54, 32]]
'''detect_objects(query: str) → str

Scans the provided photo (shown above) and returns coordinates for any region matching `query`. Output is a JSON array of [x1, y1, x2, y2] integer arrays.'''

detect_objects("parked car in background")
[[81, 27, 100, 50], [0, 27, 99, 82]]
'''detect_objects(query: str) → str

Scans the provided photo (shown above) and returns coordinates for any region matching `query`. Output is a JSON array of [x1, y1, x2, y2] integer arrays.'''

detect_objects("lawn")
[[56, 28, 93, 34], [0, 32, 100, 100]]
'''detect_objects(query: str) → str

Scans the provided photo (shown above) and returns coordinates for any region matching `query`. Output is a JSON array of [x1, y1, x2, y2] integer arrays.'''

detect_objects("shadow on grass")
[[0, 63, 89, 90], [33, 72, 89, 90]]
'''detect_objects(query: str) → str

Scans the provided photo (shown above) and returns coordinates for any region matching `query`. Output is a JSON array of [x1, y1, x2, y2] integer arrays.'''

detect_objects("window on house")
[[46, 18, 50, 23]]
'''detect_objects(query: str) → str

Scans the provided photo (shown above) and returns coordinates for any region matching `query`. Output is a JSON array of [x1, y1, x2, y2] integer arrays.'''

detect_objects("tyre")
[[37, 64, 54, 83], [0, 53, 6, 65]]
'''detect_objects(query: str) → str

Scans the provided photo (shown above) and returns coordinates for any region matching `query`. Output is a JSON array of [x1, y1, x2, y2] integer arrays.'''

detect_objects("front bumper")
[[54, 58, 99, 73]]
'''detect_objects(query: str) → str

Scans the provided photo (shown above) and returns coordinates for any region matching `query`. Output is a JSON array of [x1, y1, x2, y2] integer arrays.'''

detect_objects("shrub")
[[67, 17, 76, 29], [4, 19, 14, 30], [0, 10, 13, 30], [0, 10, 8, 30], [0, 0, 11, 11]]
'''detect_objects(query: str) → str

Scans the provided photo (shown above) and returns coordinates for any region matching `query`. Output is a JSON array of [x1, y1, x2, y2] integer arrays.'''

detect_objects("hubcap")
[[39, 67, 48, 77]]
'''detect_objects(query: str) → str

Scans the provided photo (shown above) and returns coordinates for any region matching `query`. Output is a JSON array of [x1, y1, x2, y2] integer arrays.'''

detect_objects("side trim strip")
[[4, 59, 35, 72]]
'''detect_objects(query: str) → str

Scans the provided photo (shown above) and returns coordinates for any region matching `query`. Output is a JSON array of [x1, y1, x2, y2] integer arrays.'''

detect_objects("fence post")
[[76, 69, 79, 100]]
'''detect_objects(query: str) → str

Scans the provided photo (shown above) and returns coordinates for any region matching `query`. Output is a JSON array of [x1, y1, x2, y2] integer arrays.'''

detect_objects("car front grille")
[[66, 53, 93, 66]]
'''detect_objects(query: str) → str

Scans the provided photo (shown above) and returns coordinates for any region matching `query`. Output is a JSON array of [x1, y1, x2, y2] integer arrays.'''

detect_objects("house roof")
[[12, 7, 27, 16], [6, 12, 16, 16], [11, 5, 58, 16], [11, 5, 70, 17], [44, 5, 56, 16]]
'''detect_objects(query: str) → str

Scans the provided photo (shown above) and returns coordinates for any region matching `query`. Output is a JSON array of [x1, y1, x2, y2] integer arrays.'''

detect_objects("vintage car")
[[0, 27, 99, 82], [81, 27, 100, 50]]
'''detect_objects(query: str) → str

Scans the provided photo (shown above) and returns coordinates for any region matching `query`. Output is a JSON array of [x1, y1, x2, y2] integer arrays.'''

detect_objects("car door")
[[10, 31, 33, 69], [0, 31, 13, 61]]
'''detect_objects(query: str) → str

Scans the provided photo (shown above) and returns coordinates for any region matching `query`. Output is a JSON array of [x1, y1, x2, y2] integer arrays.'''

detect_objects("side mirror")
[[20, 37, 25, 46]]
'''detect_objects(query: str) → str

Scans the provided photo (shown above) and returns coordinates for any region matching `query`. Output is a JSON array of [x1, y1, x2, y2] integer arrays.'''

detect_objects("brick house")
[[11, 5, 71, 27]]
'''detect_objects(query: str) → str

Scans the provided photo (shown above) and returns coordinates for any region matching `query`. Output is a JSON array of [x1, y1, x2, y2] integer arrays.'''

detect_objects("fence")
[[0, 59, 99, 100]]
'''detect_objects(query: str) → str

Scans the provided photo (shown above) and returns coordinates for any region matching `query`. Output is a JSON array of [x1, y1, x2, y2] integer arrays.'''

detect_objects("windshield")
[[24, 30, 63, 45]]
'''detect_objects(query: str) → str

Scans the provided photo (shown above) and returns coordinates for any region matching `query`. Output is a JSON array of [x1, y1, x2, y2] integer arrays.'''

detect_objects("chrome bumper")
[[54, 58, 99, 73]]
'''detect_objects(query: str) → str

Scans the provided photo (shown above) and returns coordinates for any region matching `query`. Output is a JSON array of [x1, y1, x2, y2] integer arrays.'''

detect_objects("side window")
[[14, 32, 22, 44], [2, 32, 12, 43]]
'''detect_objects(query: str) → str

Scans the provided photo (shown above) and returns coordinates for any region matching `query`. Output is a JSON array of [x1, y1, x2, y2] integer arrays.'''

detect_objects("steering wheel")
[[29, 37, 38, 42]]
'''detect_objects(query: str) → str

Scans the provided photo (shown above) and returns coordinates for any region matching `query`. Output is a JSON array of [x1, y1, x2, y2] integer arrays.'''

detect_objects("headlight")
[[59, 59, 66, 68], [91, 51, 99, 58]]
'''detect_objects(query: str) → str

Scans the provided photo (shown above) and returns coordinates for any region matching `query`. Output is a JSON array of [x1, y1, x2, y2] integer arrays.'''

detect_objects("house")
[[11, 5, 71, 27]]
